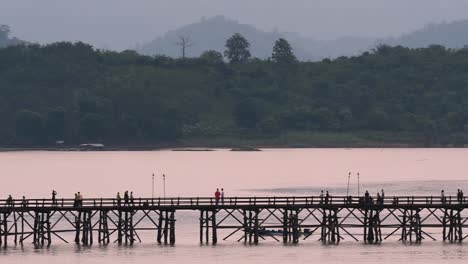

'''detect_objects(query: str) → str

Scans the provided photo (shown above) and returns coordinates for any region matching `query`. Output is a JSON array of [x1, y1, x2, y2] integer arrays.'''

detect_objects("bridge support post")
[[443, 209, 463, 242], [98, 210, 110, 244], [364, 209, 382, 243], [117, 209, 134, 245], [283, 209, 288, 243], [0, 212, 10, 248], [32, 211, 51, 246], [199, 210, 217, 244], [157, 210, 176, 245], [320, 209, 340, 243], [401, 208, 422, 242]]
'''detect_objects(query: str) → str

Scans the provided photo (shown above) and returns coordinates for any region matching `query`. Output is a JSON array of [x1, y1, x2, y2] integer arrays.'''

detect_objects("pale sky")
[[2, 0, 468, 50]]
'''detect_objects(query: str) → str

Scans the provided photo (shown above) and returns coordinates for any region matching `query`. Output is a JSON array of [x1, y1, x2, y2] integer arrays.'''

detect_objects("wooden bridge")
[[0, 195, 467, 247]]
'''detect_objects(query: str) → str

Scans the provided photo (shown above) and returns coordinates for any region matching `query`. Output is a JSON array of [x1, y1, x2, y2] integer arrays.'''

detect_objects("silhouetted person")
[[441, 190, 446, 204], [130, 191, 134, 205], [78, 192, 83, 206], [461, 189, 465, 204], [117, 192, 122, 206], [221, 188, 225, 205], [52, 190, 57, 206], [22, 196, 27, 207], [124, 191, 129, 205], [325, 191, 330, 204], [365, 190, 370, 204], [73, 193, 78, 207], [6, 195, 13, 207], [377, 193, 382, 205], [319, 190, 324, 204], [215, 188, 221, 205]]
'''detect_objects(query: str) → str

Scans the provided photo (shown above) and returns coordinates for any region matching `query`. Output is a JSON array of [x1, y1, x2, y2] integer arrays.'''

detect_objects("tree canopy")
[[272, 38, 297, 64], [224, 33, 251, 63], [1, 40, 468, 147]]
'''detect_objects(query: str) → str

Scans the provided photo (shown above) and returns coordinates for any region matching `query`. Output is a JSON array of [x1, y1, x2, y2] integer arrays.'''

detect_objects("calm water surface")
[[1, 148, 468, 263]]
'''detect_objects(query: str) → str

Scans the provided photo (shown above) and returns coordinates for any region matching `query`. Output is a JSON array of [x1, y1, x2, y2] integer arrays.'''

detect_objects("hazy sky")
[[2, 0, 468, 50]]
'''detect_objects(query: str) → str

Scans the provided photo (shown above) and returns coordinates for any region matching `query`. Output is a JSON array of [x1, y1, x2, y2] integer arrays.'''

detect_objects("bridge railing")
[[0, 195, 466, 208]]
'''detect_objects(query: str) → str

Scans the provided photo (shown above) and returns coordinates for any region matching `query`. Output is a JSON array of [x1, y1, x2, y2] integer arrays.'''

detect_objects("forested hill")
[[1, 42, 468, 147]]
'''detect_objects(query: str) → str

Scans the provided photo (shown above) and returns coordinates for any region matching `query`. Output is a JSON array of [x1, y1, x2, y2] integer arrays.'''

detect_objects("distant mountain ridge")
[[385, 20, 468, 49], [136, 16, 376, 61], [136, 16, 468, 61]]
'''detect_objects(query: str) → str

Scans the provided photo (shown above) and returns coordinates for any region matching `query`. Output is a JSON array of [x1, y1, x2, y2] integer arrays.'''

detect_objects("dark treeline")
[[1, 34, 468, 147]]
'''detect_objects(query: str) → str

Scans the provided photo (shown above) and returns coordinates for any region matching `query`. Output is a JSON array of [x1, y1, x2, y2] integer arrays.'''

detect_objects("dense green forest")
[[1, 34, 468, 147]]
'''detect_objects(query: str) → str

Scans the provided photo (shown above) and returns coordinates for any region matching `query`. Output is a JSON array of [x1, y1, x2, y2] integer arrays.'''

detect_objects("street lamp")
[[346, 172, 351, 197], [152, 173, 155, 198], [357, 172, 360, 197], [162, 174, 166, 198]]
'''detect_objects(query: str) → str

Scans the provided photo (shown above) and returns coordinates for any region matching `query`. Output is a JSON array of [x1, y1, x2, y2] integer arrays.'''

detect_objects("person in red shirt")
[[215, 189, 221, 205]]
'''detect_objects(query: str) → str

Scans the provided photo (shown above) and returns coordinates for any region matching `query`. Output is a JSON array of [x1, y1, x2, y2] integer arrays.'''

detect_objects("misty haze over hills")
[[3, 16, 468, 60], [136, 16, 375, 60], [0, 25, 24, 47], [137, 16, 468, 60]]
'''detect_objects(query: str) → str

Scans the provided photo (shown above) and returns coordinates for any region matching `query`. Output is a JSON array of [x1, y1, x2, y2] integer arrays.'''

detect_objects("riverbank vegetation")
[[1, 34, 468, 147]]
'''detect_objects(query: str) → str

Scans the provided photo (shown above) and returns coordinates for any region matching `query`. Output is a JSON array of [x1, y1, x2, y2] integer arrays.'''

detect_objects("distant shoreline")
[[1, 143, 466, 152], [1, 131, 466, 152]]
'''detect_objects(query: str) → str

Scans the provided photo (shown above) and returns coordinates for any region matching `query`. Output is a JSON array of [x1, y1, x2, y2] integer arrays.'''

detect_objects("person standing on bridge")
[[441, 190, 446, 204], [77, 192, 83, 207], [52, 190, 57, 206], [221, 188, 225, 205], [130, 191, 134, 205], [117, 192, 122, 206], [365, 190, 370, 204], [73, 193, 78, 207], [215, 189, 221, 205], [319, 190, 324, 204], [6, 195, 13, 207], [124, 191, 129, 205], [457, 189, 464, 204], [22, 196, 27, 207]]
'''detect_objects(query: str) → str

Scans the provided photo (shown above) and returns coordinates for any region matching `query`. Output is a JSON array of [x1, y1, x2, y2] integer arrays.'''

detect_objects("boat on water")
[[258, 228, 313, 237]]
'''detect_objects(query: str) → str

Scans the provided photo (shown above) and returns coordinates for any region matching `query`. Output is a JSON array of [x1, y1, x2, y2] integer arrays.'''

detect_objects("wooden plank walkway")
[[0, 195, 467, 247]]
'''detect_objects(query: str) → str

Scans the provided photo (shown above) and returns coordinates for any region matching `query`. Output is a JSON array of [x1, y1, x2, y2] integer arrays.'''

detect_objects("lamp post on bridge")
[[162, 174, 166, 198], [346, 172, 351, 197], [357, 172, 360, 197], [152, 173, 155, 198]]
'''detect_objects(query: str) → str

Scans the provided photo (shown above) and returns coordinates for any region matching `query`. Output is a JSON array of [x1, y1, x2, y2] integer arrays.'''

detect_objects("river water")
[[1, 148, 468, 263]]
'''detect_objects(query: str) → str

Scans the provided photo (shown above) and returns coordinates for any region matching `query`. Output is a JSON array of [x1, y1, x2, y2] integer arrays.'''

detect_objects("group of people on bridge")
[[214, 188, 225, 205], [116, 191, 135, 206]]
